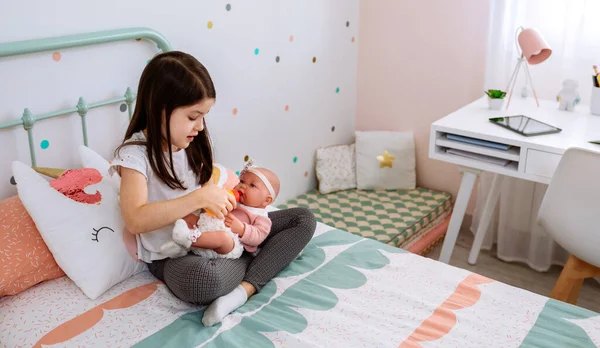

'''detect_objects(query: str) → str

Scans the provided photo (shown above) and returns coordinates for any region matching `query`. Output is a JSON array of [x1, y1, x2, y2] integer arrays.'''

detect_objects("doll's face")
[[234, 172, 272, 208]]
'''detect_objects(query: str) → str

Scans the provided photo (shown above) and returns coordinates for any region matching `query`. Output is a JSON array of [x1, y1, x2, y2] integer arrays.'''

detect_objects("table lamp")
[[505, 27, 552, 109]]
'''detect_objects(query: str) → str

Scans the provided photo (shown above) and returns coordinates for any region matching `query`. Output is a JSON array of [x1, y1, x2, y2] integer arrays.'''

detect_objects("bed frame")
[[0, 28, 172, 167]]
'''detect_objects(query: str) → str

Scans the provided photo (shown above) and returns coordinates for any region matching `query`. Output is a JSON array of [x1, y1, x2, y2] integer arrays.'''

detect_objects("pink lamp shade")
[[518, 28, 552, 65]]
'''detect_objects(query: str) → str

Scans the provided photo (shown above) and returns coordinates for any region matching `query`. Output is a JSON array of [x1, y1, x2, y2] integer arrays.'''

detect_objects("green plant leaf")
[[485, 89, 506, 99]]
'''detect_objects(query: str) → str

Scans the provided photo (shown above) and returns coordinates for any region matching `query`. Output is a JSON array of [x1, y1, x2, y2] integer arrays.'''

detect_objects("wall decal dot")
[[226, 4, 231, 11], [207, 21, 213, 29], [232, 107, 238, 115], [254, 48, 260, 55], [312, 57, 317, 63], [275, 56, 280, 63], [289, 35, 294, 42], [146, 59, 151, 65], [119, 103, 127, 112], [10, 176, 16, 185], [40, 140, 50, 149], [304, 171, 308, 177], [346, 21, 350, 27], [244, 155, 249, 162], [293, 156, 298, 163], [352, 37, 356, 43], [285, 105, 290, 111], [235, 171, 240, 176], [336, 87, 340, 93], [52, 52, 61, 62], [331, 126, 335, 132]]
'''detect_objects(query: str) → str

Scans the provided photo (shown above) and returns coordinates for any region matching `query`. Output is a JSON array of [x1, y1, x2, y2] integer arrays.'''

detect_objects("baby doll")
[[160, 160, 280, 259]]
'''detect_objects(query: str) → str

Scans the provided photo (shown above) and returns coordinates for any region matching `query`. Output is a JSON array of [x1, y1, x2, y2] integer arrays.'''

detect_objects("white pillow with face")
[[12, 160, 145, 300]]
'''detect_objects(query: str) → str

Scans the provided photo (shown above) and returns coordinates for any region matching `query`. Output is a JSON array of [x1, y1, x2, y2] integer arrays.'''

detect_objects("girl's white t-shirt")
[[109, 131, 200, 263]]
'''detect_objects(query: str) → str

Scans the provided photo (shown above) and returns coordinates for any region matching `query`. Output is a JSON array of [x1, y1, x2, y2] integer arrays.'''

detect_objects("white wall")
[[0, 0, 359, 203]]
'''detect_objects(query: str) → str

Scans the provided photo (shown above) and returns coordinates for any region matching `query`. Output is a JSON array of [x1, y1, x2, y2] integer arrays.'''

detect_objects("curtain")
[[475, 0, 600, 272]]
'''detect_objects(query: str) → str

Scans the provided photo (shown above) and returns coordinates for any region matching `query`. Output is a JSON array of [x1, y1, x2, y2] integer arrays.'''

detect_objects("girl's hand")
[[225, 214, 245, 236], [194, 183, 235, 219]]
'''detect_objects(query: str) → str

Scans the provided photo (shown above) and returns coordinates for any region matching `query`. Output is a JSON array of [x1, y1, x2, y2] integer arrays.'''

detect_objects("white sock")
[[172, 219, 196, 248], [201, 285, 248, 327]]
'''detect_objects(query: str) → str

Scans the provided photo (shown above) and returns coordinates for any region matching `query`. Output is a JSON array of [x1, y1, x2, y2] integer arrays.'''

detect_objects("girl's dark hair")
[[116, 51, 216, 190]]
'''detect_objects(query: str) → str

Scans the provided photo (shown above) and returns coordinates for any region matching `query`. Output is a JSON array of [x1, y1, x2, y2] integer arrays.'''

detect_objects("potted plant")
[[485, 89, 506, 110]]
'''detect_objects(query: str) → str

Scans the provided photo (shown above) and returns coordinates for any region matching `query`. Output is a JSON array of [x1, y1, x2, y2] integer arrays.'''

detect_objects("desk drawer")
[[525, 149, 562, 178]]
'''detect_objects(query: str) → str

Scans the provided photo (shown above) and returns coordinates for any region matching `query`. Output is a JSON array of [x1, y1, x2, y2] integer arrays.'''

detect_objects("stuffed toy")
[[160, 164, 244, 259], [557, 79, 581, 111]]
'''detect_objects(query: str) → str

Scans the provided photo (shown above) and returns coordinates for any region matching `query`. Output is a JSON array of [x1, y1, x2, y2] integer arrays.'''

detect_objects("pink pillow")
[[0, 168, 102, 296], [0, 195, 65, 296]]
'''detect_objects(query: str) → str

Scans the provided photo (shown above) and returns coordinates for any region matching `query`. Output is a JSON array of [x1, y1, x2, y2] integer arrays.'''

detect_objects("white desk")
[[429, 96, 600, 264]]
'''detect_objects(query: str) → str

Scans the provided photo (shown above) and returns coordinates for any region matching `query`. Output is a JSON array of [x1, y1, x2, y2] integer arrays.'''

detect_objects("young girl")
[[109, 51, 316, 327]]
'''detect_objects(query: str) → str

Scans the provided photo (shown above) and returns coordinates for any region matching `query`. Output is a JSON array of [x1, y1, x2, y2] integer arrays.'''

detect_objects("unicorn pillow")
[[78, 146, 121, 190], [12, 161, 146, 300]]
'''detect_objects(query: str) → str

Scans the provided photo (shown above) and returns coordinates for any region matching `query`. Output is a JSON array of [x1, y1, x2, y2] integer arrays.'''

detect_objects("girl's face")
[[166, 98, 215, 151]]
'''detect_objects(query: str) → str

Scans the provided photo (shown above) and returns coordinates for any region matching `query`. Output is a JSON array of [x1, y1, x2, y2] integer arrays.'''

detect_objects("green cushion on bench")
[[278, 188, 453, 248]]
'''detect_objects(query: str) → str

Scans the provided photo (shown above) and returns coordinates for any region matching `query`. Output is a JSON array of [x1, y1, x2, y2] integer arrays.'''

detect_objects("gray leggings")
[[147, 207, 316, 305]]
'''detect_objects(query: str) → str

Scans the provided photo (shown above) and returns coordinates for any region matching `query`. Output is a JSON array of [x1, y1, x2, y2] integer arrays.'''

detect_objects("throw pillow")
[[355, 131, 416, 190], [12, 161, 146, 300], [79, 146, 111, 175], [0, 195, 65, 296], [78, 146, 121, 191], [315, 144, 357, 194]]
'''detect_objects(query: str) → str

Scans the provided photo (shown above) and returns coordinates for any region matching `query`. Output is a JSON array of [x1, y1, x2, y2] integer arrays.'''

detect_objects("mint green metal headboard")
[[0, 27, 172, 166]]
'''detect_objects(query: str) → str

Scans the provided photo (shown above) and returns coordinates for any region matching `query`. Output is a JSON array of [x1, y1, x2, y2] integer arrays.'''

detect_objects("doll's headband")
[[240, 159, 277, 199]]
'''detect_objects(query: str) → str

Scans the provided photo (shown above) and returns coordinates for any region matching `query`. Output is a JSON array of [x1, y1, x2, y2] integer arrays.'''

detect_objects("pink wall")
[[356, 0, 490, 205]]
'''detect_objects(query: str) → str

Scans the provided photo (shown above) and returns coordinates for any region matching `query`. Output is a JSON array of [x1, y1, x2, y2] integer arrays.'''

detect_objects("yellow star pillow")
[[355, 131, 416, 190]]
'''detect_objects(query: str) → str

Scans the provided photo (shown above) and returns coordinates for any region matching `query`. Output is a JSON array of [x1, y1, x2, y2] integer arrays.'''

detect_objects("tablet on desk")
[[489, 115, 562, 137]]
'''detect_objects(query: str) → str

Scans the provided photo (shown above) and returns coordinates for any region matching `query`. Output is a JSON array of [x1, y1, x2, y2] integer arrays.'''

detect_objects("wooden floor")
[[425, 224, 600, 313]]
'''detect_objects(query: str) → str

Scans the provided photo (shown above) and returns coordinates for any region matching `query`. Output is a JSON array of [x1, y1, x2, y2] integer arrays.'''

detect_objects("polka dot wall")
[[0, 1, 359, 202]]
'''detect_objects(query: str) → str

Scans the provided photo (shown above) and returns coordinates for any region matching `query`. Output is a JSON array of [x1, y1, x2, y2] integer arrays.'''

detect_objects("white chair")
[[537, 147, 600, 304]]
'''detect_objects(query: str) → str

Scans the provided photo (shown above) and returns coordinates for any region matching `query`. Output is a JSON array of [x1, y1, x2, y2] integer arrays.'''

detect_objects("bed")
[[1, 28, 599, 348], [2, 221, 600, 347]]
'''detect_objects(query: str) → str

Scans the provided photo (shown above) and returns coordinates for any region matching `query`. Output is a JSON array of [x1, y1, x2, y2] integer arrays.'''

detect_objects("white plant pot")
[[488, 98, 504, 110]]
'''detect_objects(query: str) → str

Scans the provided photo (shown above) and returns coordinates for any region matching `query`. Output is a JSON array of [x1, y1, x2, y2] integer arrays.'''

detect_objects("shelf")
[[435, 134, 520, 162], [434, 147, 519, 173]]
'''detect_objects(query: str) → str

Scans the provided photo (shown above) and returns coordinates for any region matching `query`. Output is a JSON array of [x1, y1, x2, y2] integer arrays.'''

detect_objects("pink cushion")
[[0, 195, 65, 296]]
